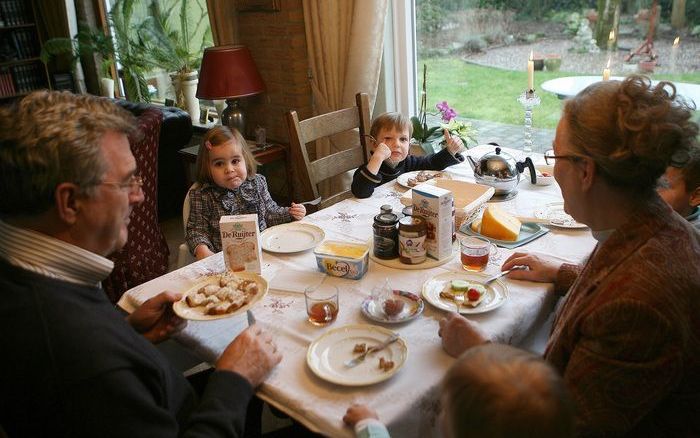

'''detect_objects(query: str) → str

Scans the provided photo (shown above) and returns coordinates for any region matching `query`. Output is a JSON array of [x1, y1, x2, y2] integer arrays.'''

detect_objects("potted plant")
[[109, 0, 152, 102], [141, 0, 212, 119], [40, 25, 116, 97]]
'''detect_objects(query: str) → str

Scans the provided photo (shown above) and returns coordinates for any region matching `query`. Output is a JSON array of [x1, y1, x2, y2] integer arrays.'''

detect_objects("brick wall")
[[237, 0, 312, 144]]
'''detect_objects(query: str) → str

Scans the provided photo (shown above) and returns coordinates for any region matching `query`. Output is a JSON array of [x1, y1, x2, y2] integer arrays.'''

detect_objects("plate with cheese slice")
[[460, 204, 549, 249], [422, 271, 508, 314]]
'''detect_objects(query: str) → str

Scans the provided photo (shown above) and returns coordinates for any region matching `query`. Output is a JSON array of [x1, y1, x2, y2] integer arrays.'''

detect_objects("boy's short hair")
[[442, 344, 574, 438], [194, 125, 259, 184], [369, 112, 413, 140], [673, 146, 700, 193]]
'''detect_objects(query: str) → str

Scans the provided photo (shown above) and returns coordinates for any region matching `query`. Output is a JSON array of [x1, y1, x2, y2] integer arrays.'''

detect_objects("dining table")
[[118, 144, 597, 437]]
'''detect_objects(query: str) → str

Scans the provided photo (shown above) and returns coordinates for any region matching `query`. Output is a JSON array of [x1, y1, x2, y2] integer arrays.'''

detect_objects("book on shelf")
[[0, 67, 16, 96], [0, 0, 31, 26]]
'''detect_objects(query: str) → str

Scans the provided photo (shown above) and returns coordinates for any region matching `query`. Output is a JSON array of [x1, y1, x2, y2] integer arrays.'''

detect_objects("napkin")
[[270, 269, 326, 294]]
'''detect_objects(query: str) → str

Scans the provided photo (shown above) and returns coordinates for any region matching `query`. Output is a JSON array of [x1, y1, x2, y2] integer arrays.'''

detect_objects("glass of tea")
[[460, 236, 497, 272], [305, 284, 339, 326]]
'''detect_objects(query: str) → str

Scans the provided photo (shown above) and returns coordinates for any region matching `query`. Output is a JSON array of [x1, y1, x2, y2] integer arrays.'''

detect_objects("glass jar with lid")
[[373, 211, 399, 259], [398, 216, 427, 264]]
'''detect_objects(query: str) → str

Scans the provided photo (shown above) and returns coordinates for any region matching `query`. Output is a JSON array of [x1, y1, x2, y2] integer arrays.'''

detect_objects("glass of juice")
[[305, 284, 339, 326], [460, 236, 497, 272]]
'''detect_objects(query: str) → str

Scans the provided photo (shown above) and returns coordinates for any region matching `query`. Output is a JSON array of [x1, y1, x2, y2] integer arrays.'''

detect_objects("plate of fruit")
[[361, 290, 424, 324]]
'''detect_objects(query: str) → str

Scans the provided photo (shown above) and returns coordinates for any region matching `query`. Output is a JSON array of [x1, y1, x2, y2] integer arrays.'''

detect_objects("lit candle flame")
[[673, 37, 680, 47], [609, 29, 615, 41], [529, 50, 533, 61]]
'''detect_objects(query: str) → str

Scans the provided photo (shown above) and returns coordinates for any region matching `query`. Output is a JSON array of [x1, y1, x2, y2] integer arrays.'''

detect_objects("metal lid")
[[479, 147, 517, 179], [399, 215, 425, 226], [380, 204, 393, 214], [374, 213, 399, 225]]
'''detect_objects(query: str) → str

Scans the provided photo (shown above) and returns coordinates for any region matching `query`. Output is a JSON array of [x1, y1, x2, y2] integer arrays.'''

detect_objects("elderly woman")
[[439, 75, 700, 436]]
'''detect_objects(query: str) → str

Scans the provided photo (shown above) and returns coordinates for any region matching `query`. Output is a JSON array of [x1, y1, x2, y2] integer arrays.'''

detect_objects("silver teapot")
[[466, 144, 536, 195]]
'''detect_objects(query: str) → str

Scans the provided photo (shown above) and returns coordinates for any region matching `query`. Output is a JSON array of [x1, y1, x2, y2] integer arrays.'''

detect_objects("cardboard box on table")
[[220, 214, 262, 274]]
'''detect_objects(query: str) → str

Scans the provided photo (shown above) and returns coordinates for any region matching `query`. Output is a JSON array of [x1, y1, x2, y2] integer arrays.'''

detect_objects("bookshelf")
[[0, 0, 50, 100]]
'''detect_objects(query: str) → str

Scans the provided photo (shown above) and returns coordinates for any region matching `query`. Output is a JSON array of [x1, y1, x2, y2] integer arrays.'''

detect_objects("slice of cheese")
[[480, 205, 521, 241]]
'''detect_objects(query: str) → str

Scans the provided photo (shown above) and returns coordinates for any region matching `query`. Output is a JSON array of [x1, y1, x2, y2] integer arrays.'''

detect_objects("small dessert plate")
[[361, 290, 424, 324]]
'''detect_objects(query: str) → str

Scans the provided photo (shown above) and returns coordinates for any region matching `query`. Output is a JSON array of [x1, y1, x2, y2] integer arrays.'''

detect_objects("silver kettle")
[[466, 144, 536, 195]]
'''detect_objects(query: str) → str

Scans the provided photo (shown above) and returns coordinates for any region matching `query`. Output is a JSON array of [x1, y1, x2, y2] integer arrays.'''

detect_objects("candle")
[[608, 29, 615, 52], [527, 51, 534, 90], [671, 36, 680, 72], [602, 57, 611, 81]]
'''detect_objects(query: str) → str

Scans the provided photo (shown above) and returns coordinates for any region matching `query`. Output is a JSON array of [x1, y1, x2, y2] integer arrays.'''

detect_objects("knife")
[[344, 333, 400, 368], [246, 309, 256, 326]]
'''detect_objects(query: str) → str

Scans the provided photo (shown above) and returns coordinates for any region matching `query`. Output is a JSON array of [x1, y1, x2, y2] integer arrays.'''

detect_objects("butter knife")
[[344, 333, 400, 368], [246, 309, 256, 326]]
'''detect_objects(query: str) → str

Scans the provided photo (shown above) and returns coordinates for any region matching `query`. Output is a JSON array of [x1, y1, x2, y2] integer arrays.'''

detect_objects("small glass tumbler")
[[460, 236, 498, 272], [305, 284, 339, 326]]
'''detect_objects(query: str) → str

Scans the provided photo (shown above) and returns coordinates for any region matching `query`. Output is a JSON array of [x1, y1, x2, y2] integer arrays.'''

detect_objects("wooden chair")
[[286, 92, 372, 210]]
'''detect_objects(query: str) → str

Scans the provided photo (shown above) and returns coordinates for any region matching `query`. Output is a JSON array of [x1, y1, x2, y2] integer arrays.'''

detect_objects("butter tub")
[[314, 240, 369, 280]]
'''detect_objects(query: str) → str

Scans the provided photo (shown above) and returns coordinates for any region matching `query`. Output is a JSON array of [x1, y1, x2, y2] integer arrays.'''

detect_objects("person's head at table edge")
[[551, 74, 698, 228], [657, 145, 700, 219], [0, 90, 144, 257]]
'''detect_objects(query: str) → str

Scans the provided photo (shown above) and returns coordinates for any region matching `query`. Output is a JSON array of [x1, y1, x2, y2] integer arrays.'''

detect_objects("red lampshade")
[[196, 45, 266, 99]]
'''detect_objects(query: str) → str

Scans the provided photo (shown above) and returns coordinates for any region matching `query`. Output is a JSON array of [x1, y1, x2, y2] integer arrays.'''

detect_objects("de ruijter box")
[[219, 214, 262, 274], [412, 184, 453, 260]]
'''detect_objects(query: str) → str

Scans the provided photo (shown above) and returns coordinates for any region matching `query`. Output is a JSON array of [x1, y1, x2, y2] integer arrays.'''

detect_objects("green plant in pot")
[[109, 0, 152, 102], [140, 0, 212, 118], [40, 24, 116, 96]]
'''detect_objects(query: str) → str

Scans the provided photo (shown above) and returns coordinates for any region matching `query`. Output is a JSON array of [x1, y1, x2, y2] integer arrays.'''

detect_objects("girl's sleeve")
[[258, 175, 292, 226], [185, 188, 215, 254]]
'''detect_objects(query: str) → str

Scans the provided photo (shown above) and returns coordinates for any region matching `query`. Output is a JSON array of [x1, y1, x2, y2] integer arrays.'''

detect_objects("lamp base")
[[221, 99, 245, 135]]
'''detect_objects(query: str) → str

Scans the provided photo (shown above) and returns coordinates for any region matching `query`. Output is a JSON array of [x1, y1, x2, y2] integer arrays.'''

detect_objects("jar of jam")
[[373, 212, 399, 259], [398, 216, 427, 264], [402, 205, 413, 217]]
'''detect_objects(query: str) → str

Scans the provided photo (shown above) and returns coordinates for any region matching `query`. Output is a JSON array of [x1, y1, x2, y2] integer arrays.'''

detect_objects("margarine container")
[[314, 240, 369, 280]]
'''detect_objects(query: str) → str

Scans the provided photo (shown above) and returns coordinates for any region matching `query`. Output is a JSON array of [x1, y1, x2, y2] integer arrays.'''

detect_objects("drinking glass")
[[305, 284, 339, 326], [460, 236, 497, 272]]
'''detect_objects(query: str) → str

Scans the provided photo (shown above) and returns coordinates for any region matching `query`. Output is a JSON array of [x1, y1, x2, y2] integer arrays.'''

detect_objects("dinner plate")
[[361, 290, 424, 324], [260, 222, 325, 253], [533, 202, 587, 229], [396, 170, 452, 189], [172, 273, 268, 321], [422, 271, 508, 315], [306, 324, 408, 386], [459, 222, 549, 249]]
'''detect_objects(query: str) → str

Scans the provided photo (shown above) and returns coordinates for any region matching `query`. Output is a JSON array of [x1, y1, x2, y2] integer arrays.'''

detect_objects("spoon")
[[483, 265, 527, 285]]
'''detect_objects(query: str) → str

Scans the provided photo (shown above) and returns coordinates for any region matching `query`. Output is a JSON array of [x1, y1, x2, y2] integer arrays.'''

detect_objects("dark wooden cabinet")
[[0, 0, 50, 100]]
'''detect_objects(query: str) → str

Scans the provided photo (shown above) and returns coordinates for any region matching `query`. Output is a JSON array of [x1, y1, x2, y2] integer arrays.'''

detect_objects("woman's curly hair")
[[562, 75, 698, 192]]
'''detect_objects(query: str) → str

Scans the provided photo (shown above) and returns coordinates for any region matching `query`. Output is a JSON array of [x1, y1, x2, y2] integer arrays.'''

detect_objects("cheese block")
[[480, 205, 521, 241]]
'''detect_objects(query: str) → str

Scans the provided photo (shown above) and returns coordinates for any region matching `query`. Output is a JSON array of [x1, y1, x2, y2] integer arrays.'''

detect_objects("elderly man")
[[0, 90, 281, 437]]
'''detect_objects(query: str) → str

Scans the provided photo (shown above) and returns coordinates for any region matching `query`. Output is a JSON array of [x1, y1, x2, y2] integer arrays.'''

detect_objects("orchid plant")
[[411, 65, 477, 155]]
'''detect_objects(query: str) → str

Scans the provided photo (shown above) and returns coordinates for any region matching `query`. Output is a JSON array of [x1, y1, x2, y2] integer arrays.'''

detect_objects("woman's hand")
[[501, 252, 562, 283], [127, 291, 186, 343], [343, 404, 379, 427], [438, 312, 488, 358], [289, 202, 306, 220], [444, 129, 465, 155]]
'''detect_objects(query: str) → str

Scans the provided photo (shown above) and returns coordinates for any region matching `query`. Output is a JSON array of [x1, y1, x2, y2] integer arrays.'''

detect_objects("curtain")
[[302, 0, 388, 197], [206, 0, 238, 45]]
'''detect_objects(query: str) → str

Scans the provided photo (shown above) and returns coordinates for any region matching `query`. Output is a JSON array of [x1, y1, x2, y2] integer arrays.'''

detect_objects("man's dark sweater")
[[351, 148, 463, 198], [0, 259, 253, 437]]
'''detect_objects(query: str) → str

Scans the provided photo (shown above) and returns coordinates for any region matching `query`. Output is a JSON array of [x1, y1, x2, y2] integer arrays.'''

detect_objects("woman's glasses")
[[544, 149, 584, 166]]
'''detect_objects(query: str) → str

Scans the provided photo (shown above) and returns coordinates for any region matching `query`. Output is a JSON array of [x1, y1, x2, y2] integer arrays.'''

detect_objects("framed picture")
[[236, 0, 280, 13]]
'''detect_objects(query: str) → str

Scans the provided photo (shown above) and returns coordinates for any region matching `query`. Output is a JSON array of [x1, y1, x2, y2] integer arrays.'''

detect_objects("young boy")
[[351, 112, 465, 198], [343, 343, 574, 438], [658, 147, 700, 231]]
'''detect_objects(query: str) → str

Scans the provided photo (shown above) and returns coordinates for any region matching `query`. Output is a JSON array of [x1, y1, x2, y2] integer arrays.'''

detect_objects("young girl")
[[186, 126, 306, 260]]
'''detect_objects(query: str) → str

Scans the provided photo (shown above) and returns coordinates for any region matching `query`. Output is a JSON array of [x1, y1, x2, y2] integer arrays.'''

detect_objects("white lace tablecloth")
[[118, 145, 596, 438]]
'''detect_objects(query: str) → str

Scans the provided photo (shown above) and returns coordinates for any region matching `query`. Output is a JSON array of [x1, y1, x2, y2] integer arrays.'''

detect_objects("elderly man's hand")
[[127, 291, 186, 344], [216, 325, 282, 387], [438, 312, 488, 358]]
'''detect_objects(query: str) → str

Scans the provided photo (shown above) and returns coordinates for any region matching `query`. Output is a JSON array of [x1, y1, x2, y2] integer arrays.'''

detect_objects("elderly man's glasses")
[[544, 149, 584, 166], [99, 175, 144, 194]]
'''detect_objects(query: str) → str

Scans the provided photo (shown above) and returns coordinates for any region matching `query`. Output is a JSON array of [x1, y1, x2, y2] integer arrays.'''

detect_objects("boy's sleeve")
[[257, 175, 292, 226], [185, 188, 215, 255], [406, 148, 463, 172], [351, 165, 383, 198]]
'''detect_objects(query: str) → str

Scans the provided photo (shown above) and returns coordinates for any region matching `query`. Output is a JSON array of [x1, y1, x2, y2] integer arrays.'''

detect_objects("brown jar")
[[398, 216, 427, 264], [373, 212, 399, 259]]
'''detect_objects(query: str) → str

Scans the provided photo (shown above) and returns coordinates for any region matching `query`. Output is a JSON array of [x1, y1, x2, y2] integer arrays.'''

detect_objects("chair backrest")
[[286, 92, 372, 210], [182, 182, 201, 234]]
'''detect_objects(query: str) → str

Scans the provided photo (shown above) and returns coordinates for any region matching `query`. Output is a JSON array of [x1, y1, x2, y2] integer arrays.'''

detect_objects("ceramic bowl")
[[531, 164, 555, 186]]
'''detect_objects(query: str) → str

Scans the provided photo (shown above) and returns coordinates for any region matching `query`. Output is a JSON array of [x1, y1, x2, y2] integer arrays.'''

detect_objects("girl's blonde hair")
[[195, 125, 259, 184]]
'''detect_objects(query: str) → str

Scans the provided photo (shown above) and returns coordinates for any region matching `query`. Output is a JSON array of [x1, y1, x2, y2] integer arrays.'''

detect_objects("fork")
[[344, 333, 400, 368], [299, 196, 322, 207]]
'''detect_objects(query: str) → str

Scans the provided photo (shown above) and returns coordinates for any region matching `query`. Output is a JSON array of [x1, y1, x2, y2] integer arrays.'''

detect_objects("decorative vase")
[[171, 72, 200, 123], [100, 77, 114, 98]]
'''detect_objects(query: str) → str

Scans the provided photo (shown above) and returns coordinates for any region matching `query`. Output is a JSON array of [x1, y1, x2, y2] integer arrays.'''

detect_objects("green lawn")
[[421, 57, 700, 129]]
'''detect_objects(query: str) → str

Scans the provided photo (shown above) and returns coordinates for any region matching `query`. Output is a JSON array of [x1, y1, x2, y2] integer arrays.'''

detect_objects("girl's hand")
[[343, 403, 379, 427], [444, 129, 465, 155], [289, 202, 306, 220], [194, 244, 215, 260], [501, 252, 561, 283]]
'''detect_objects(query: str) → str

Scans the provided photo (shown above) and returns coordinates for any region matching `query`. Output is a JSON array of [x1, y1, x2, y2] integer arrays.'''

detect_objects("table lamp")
[[196, 45, 266, 136]]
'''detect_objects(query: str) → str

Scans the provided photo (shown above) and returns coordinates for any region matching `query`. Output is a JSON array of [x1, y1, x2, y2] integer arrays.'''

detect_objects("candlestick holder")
[[517, 89, 541, 153]]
